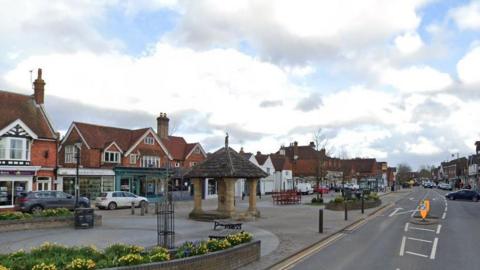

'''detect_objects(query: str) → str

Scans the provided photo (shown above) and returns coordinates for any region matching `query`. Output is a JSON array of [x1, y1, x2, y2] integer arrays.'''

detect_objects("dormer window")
[[194, 147, 200, 154], [0, 137, 30, 161], [144, 136, 154, 145], [104, 151, 120, 163]]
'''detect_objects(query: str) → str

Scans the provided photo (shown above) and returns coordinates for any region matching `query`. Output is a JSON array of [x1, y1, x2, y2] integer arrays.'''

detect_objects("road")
[[292, 187, 480, 270]]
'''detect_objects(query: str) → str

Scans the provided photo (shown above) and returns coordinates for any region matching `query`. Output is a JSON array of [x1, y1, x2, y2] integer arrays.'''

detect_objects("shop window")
[[0, 180, 27, 207], [102, 177, 114, 192], [104, 151, 120, 163], [37, 177, 50, 191]]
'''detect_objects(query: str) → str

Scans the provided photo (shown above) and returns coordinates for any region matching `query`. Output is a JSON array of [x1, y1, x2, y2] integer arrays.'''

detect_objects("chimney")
[[256, 151, 261, 156], [309, 141, 315, 148], [33, 68, 46, 105], [156, 113, 169, 139], [476, 141, 480, 155], [293, 141, 298, 161]]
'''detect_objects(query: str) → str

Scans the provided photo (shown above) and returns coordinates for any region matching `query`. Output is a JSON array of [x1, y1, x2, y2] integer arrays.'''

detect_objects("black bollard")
[[344, 202, 348, 220], [131, 202, 135, 215], [145, 202, 148, 214], [361, 192, 365, 214], [319, 209, 324, 233]]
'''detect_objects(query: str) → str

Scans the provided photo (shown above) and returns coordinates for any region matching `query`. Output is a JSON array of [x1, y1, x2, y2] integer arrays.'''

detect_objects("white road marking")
[[409, 226, 435, 232], [404, 222, 409, 232], [409, 197, 414, 201], [406, 251, 429, 258], [430, 238, 439, 260], [445, 207, 447, 212], [410, 207, 418, 218], [407, 237, 433, 243], [399, 236, 406, 256], [442, 212, 446, 219], [436, 224, 442, 234], [389, 208, 403, 217]]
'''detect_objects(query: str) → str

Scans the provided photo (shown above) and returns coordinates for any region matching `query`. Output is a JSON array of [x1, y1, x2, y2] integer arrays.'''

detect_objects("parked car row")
[[446, 190, 480, 202], [15, 191, 149, 213], [423, 181, 453, 191]]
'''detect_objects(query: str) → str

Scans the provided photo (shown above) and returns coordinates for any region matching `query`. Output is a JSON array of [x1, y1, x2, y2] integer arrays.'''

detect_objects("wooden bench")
[[272, 191, 301, 205], [213, 220, 243, 230], [208, 229, 243, 239]]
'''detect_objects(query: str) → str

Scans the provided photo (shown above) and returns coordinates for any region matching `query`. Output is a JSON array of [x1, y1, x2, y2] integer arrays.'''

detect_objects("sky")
[[1, 0, 480, 169]]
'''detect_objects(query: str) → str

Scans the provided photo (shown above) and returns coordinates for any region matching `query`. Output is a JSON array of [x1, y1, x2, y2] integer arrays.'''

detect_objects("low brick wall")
[[326, 200, 381, 211], [0, 215, 102, 232], [104, 240, 261, 270]]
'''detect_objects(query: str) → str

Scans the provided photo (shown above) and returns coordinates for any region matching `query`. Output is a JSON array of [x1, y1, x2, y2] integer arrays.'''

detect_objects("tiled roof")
[[0, 90, 56, 139], [161, 136, 202, 161], [255, 153, 269, 165], [184, 146, 268, 179], [280, 145, 319, 160], [341, 158, 377, 175], [270, 154, 293, 171], [73, 122, 149, 150]]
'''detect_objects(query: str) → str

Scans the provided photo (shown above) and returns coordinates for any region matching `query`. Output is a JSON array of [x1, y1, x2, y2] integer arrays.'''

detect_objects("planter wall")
[[0, 215, 102, 233], [104, 240, 261, 270], [325, 200, 381, 211]]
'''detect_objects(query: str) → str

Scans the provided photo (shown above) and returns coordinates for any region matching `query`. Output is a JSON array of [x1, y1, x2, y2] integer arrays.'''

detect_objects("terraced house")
[[0, 69, 58, 209], [57, 113, 206, 200]]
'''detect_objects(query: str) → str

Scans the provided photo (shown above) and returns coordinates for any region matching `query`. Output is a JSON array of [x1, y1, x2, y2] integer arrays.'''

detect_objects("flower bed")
[[0, 232, 254, 270], [0, 209, 72, 221], [325, 193, 382, 211]]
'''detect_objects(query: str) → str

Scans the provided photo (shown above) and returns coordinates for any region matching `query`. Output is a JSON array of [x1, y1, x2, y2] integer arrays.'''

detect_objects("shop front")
[[0, 167, 38, 209], [114, 167, 168, 201], [57, 168, 115, 200]]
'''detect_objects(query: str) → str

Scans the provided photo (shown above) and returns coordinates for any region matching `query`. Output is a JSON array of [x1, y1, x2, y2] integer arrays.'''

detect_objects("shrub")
[[237, 232, 253, 243], [368, 192, 380, 201], [0, 265, 10, 270], [148, 247, 170, 262], [192, 242, 209, 256], [0, 212, 31, 221], [117, 254, 144, 266], [206, 239, 221, 252], [175, 242, 195, 259], [311, 197, 324, 204], [35, 208, 72, 218], [333, 196, 344, 204], [66, 258, 96, 270], [226, 234, 243, 246], [32, 263, 57, 270]]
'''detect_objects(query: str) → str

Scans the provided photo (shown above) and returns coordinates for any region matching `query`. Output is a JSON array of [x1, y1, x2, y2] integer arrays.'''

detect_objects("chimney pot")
[[156, 112, 170, 139], [257, 151, 261, 155]]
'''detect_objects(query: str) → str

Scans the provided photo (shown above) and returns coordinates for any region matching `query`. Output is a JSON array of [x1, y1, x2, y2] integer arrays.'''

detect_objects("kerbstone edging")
[[0, 215, 102, 232], [103, 240, 261, 270], [325, 200, 381, 211]]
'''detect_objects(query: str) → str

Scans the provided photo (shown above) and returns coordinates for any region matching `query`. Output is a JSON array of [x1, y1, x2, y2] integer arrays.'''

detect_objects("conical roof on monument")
[[184, 140, 268, 179]]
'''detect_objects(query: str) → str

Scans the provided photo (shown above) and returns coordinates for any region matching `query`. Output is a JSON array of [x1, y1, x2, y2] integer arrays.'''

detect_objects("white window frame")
[[144, 136, 154, 145], [142, 156, 160, 168], [175, 162, 180, 167], [104, 151, 120, 163], [0, 137, 30, 161], [129, 154, 137, 165], [64, 145, 77, 163], [190, 162, 197, 167]]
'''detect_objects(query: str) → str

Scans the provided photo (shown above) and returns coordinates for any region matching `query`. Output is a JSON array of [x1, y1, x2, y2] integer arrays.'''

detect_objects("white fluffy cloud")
[[394, 32, 424, 54], [405, 137, 442, 155], [457, 46, 480, 85], [449, 1, 480, 30], [380, 65, 453, 93]]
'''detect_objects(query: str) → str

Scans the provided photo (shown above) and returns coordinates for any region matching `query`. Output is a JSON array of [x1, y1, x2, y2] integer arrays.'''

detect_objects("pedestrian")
[[242, 191, 245, 200]]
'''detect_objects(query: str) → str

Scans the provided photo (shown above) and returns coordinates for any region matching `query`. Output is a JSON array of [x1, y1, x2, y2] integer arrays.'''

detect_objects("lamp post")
[[74, 142, 82, 209]]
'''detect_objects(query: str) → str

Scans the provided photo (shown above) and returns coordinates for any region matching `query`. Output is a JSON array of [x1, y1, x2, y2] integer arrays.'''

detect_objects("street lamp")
[[74, 142, 82, 208]]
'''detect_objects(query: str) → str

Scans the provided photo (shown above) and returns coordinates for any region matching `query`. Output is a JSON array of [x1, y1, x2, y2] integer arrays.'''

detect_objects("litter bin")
[[74, 208, 94, 229]]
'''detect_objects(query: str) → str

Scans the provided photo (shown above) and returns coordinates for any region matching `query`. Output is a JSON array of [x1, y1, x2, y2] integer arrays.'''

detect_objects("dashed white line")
[[399, 236, 406, 256], [436, 224, 442, 234], [430, 237, 439, 259], [404, 222, 409, 232], [442, 212, 446, 219], [406, 251, 429, 258], [407, 237, 433, 243], [409, 226, 436, 232]]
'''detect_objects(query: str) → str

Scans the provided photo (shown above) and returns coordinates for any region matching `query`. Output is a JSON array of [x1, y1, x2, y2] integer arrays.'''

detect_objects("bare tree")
[[396, 163, 412, 185], [313, 128, 330, 199]]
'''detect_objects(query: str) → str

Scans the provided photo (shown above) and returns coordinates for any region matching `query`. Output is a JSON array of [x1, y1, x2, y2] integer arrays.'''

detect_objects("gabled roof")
[[255, 153, 269, 165], [341, 158, 377, 175], [0, 90, 56, 140], [280, 144, 320, 160], [184, 146, 268, 179], [161, 136, 207, 161], [270, 154, 293, 171]]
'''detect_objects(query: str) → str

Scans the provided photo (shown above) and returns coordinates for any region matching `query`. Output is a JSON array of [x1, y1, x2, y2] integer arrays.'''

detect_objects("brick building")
[[0, 69, 58, 209]]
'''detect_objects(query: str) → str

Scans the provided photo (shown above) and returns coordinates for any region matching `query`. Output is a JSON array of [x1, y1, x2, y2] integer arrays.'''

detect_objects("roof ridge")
[[226, 147, 235, 175], [0, 89, 32, 97], [74, 121, 147, 132]]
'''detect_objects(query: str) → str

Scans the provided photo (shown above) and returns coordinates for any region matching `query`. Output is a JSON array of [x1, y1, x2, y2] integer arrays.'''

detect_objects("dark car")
[[445, 189, 480, 202], [16, 191, 90, 213]]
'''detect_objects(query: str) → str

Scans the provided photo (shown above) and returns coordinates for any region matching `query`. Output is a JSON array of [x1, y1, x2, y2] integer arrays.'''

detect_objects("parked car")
[[445, 190, 480, 202], [438, 183, 453, 191], [95, 191, 148, 210], [344, 183, 359, 191], [423, 182, 434, 188], [16, 191, 90, 213], [296, 183, 314, 195], [314, 185, 330, 194]]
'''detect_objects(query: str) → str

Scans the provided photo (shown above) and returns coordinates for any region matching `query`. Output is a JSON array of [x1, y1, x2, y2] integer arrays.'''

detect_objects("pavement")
[[290, 187, 479, 270], [0, 189, 409, 270]]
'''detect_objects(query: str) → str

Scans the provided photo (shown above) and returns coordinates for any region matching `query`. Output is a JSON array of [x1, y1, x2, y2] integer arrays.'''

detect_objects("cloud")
[[449, 1, 480, 30], [380, 65, 453, 93], [394, 32, 424, 54], [259, 100, 283, 108], [295, 93, 323, 112], [405, 137, 442, 155], [457, 45, 480, 85], [170, 0, 428, 64]]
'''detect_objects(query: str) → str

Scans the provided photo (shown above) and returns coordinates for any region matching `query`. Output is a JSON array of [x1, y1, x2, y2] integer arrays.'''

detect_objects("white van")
[[296, 183, 314, 195]]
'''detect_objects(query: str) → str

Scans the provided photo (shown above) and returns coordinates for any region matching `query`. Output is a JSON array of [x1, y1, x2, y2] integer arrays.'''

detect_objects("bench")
[[272, 191, 301, 205], [213, 220, 243, 230], [208, 229, 243, 239]]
